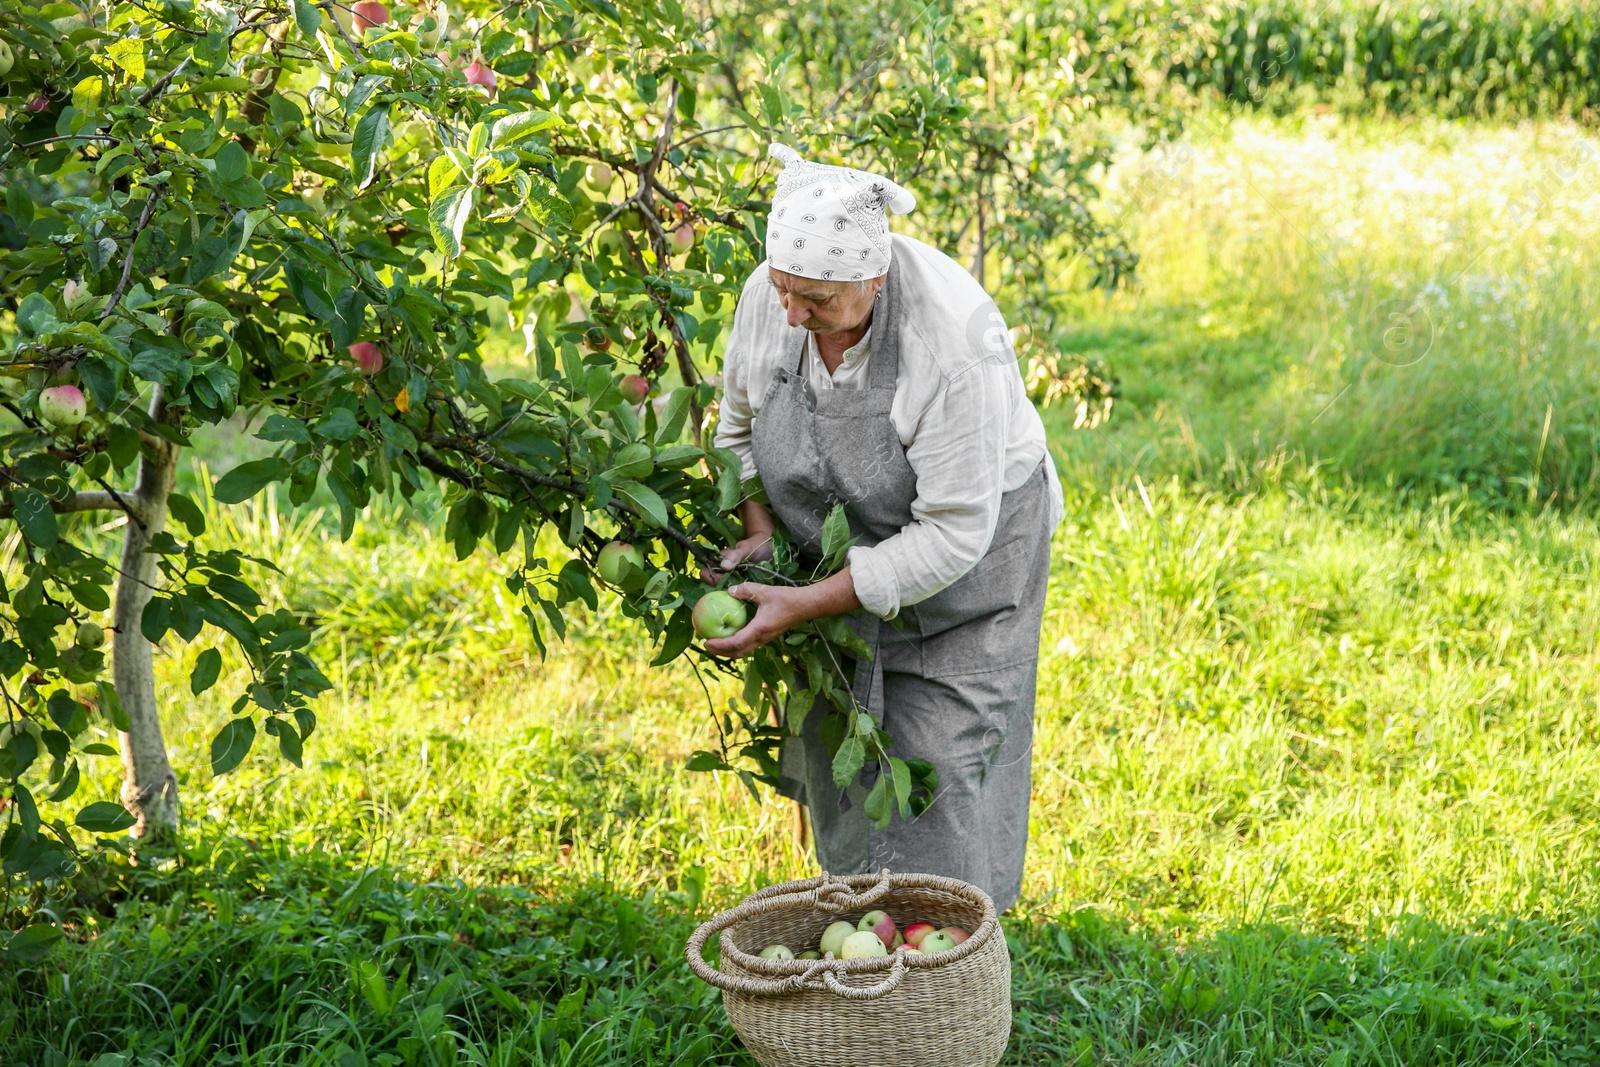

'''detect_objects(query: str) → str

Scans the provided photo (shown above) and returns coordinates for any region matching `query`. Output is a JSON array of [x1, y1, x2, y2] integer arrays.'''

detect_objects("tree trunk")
[[114, 387, 180, 841]]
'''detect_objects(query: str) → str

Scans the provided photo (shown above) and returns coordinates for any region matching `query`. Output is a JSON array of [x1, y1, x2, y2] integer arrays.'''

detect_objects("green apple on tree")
[[596, 541, 645, 586]]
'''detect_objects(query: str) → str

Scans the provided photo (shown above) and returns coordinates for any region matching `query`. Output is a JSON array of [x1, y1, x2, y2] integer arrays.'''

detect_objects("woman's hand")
[[701, 499, 777, 584], [703, 568, 861, 658]]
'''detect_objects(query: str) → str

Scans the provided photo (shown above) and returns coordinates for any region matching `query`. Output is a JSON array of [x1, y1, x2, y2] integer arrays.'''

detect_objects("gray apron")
[[749, 263, 1052, 913]]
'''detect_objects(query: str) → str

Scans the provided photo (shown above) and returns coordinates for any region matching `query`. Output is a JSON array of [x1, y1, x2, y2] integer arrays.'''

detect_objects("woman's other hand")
[[701, 499, 777, 584]]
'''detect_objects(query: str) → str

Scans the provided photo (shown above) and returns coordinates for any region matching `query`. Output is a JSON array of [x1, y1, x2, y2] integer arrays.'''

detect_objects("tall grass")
[[1054, 110, 1600, 506]]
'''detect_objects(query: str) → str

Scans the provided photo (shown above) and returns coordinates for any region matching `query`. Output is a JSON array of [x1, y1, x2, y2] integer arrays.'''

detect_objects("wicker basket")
[[685, 870, 1011, 1067]]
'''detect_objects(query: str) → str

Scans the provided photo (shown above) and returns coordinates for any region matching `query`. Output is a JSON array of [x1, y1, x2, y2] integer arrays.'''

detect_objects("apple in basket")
[[840, 931, 888, 959], [919, 930, 959, 954], [818, 920, 856, 958], [941, 926, 971, 945], [797, 951, 820, 960], [902, 921, 937, 948], [857, 909, 897, 949], [759, 944, 794, 960]]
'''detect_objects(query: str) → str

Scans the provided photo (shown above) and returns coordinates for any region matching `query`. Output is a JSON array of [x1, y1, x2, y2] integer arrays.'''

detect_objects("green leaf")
[[863, 772, 890, 828], [214, 458, 289, 503], [890, 756, 912, 817], [214, 141, 249, 184], [190, 649, 223, 695], [686, 750, 731, 772], [351, 104, 391, 190], [293, 0, 321, 33], [603, 442, 653, 481], [75, 800, 136, 833], [167, 492, 206, 537], [428, 185, 473, 258], [105, 38, 145, 79], [491, 110, 562, 147], [654, 387, 692, 445], [209, 717, 256, 776], [46, 758, 79, 802], [784, 688, 814, 736], [613, 481, 669, 528], [4, 924, 63, 962], [427, 156, 461, 200], [831, 734, 865, 788], [654, 444, 703, 469], [315, 408, 362, 441], [10, 489, 58, 549], [821, 504, 853, 569]]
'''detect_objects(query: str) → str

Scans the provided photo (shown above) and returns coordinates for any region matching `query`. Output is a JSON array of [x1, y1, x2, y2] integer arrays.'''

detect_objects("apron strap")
[[781, 260, 903, 388]]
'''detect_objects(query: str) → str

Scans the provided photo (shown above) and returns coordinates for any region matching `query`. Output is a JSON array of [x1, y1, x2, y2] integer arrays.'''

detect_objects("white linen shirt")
[[715, 233, 1063, 621]]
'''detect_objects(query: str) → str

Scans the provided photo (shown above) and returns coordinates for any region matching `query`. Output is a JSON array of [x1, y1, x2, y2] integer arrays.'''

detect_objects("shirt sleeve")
[[712, 285, 760, 487], [846, 345, 1014, 620]]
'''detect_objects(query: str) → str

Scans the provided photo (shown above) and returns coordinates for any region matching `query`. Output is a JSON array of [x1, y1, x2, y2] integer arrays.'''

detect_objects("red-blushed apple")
[[840, 931, 888, 959], [857, 910, 897, 949], [39, 385, 86, 428], [584, 326, 612, 352], [940, 926, 970, 945], [596, 541, 645, 586], [797, 951, 821, 960], [818, 920, 855, 958], [26, 94, 50, 113], [464, 60, 497, 94], [348, 341, 384, 375], [352, 1, 389, 31], [75, 621, 105, 650], [758, 944, 794, 960], [618, 374, 650, 405], [919, 931, 958, 954], [903, 922, 937, 948], [693, 590, 748, 639], [585, 162, 613, 189], [669, 222, 696, 255]]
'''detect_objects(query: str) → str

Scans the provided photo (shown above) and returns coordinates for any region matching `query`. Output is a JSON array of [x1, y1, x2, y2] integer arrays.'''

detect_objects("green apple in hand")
[[693, 590, 748, 639]]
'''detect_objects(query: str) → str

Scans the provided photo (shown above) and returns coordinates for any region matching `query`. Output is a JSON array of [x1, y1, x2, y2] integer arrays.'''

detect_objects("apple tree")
[[0, 0, 1150, 915]]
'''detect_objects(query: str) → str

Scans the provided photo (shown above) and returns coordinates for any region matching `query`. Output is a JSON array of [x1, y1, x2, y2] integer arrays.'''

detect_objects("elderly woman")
[[704, 145, 1062, 913]]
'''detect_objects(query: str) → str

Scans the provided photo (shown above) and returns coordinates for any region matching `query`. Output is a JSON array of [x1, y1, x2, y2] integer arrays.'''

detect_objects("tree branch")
[[100, 190, 164, 324], [0, 490, 140, 521]]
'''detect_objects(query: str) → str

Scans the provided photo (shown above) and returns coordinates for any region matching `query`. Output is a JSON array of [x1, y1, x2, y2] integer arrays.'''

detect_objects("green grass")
[[6, 111, 1600, 1065]]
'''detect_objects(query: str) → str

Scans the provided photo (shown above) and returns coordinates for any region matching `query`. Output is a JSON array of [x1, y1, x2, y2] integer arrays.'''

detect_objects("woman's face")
[[769, 268, 884, 334]]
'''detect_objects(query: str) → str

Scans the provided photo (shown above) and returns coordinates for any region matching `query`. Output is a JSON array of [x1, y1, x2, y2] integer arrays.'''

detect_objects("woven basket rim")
[[687, 870, 999, 992]]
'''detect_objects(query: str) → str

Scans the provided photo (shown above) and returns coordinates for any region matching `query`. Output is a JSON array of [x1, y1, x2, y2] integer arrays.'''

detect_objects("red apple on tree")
[[39, 384, 86, 428], [352, 1, 389, 32], [668, 222, 696, 255], [903, 922, 936, 948], [25, 94, 50, 113], [464, 60, 497, 95], [693, 591, 748, 639], [348, 341, 383, 375], [618, 374, 650, 405]]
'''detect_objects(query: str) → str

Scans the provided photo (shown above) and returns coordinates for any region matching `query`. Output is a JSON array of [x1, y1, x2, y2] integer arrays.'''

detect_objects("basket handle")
[[684, 871, 908, 1000]]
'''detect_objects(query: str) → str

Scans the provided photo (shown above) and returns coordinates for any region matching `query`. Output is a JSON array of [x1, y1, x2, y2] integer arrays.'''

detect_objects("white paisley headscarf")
[[764, 143, 917, 282]]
